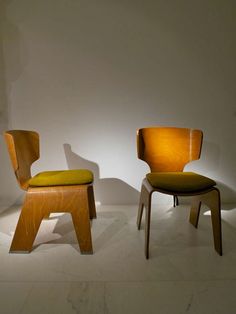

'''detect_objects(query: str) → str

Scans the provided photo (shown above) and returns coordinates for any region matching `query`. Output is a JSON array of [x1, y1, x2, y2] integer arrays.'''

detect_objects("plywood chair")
[[137, 127, 222, 259], [4, 130, 96, 254]]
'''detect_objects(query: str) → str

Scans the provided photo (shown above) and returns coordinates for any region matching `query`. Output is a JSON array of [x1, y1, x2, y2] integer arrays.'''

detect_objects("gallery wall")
[[0, 0, 235, 207]]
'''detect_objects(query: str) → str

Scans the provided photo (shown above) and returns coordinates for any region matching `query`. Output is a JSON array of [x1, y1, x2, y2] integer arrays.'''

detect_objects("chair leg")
[[189, 197, 201, 228], [62, 185, 94, 254], [200, 188, 222, 255], [71, 193, 93, 254], [137, 180, 153, 259], [145, 199, 152, 259], [10, 185, 95, 254], [10, 196, 44, 253], [137, 184, 145, 229], [173, 195, 179, 207], [87, 185, 97, 219]]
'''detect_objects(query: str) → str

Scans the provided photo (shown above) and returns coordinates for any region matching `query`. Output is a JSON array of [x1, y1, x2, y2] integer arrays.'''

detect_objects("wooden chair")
[[137, 127, 222, 259], [4, 130, 96, 254]]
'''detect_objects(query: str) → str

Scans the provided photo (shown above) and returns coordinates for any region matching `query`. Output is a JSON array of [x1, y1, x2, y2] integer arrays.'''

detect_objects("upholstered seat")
[[29, 169, 93, 187], [146, 172, 216, 193]]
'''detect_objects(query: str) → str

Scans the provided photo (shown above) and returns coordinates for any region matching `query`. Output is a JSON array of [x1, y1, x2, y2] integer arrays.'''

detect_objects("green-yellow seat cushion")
[[146, 172, 216, 193], [28, 169, 93, 187]]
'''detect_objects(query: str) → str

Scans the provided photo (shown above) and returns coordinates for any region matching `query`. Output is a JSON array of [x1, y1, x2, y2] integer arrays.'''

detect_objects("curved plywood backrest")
[[4, 130, 40, 190], [137, 127, 203, 172]]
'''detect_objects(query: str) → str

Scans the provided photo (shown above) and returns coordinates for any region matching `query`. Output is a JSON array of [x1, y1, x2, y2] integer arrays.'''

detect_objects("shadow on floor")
[[36, 207, 132, 253]]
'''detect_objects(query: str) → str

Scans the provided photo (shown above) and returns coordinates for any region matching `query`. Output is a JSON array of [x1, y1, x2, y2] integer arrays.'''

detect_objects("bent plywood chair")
[[137, 127, 222, 259], [4, 130, 96, 254]]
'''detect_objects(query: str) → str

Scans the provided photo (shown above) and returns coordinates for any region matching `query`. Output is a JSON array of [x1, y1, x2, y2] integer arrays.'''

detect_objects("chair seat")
[[28, 169, 93, 187], [146, 172, 216, 193]]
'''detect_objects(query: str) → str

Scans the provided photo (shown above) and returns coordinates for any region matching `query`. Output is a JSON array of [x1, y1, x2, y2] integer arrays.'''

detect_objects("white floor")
[[0, 202, 236, 314]]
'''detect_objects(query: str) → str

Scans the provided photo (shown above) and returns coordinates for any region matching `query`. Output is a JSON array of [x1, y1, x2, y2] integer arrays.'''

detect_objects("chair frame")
[[136, 127, 222, 259], [5, 130, 96, 254]]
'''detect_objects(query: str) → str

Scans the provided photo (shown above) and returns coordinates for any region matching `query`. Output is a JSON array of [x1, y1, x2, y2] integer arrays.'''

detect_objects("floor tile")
[[0, 203, 235, 313]]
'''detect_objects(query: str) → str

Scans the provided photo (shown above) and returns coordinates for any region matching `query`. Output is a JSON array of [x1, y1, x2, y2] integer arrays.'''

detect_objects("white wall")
[[0, 0, 235, 206]]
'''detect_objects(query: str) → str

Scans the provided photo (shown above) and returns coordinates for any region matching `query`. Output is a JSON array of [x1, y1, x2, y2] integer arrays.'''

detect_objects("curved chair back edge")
[[4, 130, 40, 190]]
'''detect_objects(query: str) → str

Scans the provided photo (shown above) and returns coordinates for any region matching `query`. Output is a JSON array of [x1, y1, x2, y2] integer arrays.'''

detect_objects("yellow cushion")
[[28, 169, 93, 187], [146, 172, 216, 193]]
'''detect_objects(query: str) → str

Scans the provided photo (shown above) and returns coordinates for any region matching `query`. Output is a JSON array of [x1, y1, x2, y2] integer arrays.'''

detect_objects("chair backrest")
[[137, 127, 203, 172], [4, 130, 40, 190]]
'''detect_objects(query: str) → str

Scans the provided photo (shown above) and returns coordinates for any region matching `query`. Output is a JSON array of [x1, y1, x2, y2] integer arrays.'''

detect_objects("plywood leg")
[[10, 203, 44, 253], [145, 199, 152, 259], [137, 202, 144, 230], [173, 195, 179, 207], [137, 179, 153, 259], [201, 188, 222, 255], [137, 182, 150, 230], [137, 184, 146, 229], [189, 197, 201, 228], [71, 195, 93, 254], [10, 185, 95, 254], [88, 185, 97, 219]]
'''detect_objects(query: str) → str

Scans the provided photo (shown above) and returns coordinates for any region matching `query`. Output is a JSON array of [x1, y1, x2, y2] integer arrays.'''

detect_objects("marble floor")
[[0, 201, 236, 314]]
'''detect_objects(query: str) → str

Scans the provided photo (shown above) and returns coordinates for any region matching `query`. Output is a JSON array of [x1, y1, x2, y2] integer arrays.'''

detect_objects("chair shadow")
[[39, 208, 129, 253], [216, 182, 236, 208], [34, 213, 83, 253], [63, 143, 140, 205], [0, 0, 28, 132]]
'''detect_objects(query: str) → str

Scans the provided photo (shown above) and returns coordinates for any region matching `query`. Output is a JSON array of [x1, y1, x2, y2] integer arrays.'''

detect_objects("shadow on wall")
[[202, 141, 236, 204], [185, 140, 236, 204], [63, 144, 140, 205], [0, 0, 28, 207], [0, 0, 29, 129], [0, 2, 9, 132], [0, 0, 28, 131], [185, 140, 220, 174], [216, 182, 236, 208], [199, 141, 220, 172]]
